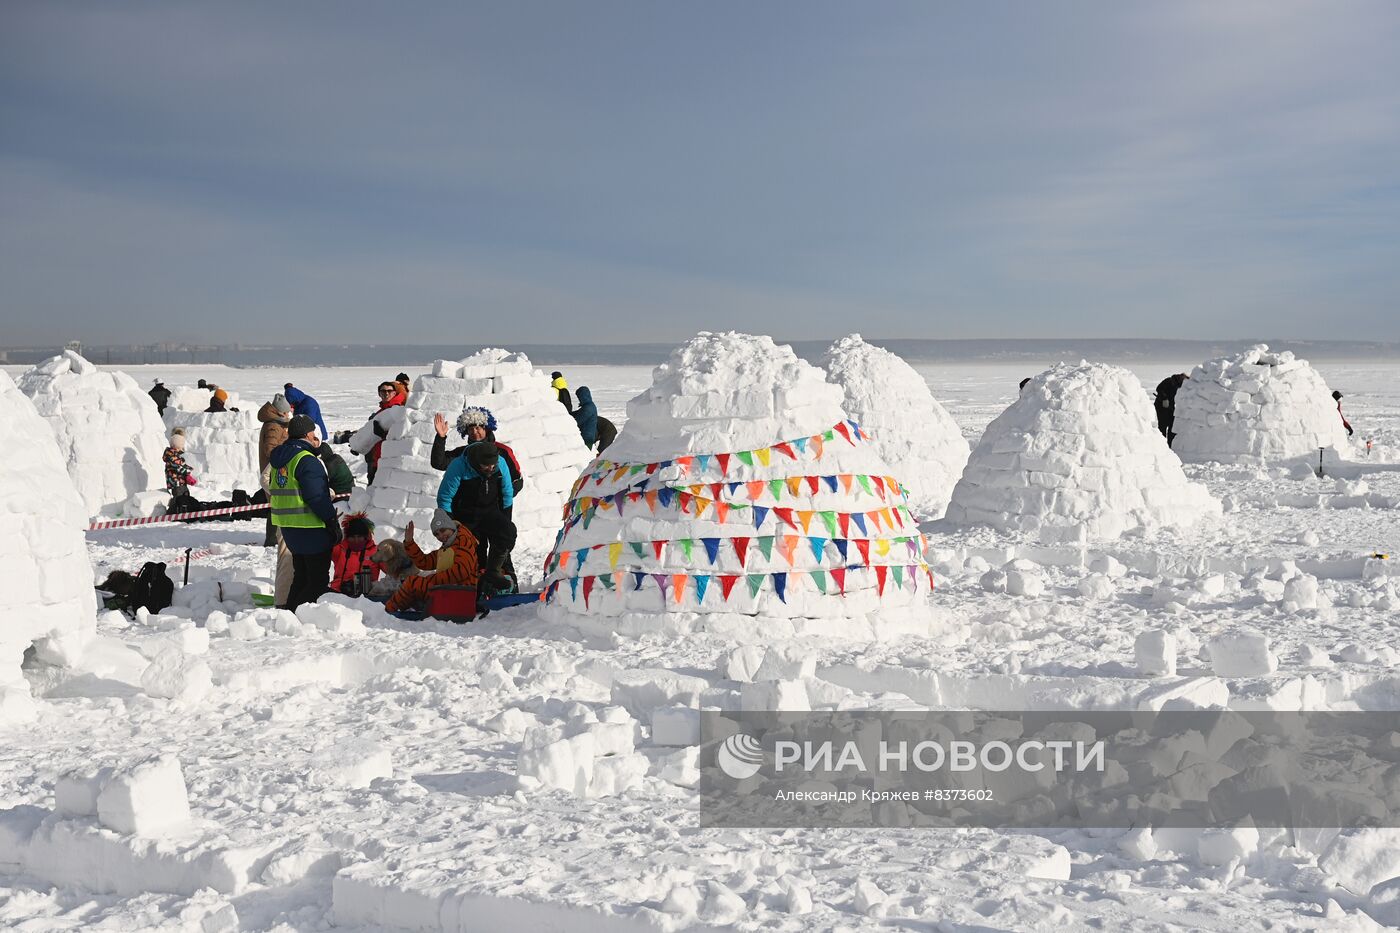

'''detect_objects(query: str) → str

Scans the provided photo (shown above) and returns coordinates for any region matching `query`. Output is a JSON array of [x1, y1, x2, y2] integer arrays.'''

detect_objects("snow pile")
[[822, 334, 969, 519], [17, 351, 166, 517], [349, 350, 593, 566], [162, 408, 259, 497], [0, 371, 96, 721], [539, 332, 936, 640], [1173, 344, 1350, 464], [945, 362, 1220, 544]]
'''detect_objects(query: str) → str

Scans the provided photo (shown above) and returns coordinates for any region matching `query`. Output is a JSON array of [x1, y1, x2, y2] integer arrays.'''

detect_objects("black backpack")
[[128, 562, 174, 614]]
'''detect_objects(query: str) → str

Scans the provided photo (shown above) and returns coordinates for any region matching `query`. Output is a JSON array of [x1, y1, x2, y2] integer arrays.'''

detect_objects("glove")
[[185, 475, 197, 486], [327, 520, 344, 545]]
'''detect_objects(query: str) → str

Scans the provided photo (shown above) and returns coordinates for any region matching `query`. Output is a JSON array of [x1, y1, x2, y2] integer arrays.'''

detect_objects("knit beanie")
[[467, 441, 499, 470], [272, 393, 292, 415], [430, 508, 456, 535], [213, 388, 229, 402], [288, 414, 316, 439]]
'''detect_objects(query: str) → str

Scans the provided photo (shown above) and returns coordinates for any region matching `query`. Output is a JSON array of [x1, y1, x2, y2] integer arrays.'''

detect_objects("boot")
[[482, 550, 511, 596]]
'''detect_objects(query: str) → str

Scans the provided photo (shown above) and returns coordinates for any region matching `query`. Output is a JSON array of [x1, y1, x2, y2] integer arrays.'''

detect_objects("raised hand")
[[404, 520, 414, 543], [434, 413, 449, 437]]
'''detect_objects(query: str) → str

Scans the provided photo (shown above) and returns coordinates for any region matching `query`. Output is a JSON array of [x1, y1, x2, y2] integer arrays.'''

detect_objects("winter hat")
[[430, 508, 457, 535], [1332, 390, 1343, 401], [288, 414, 317, 439], [169, 433, 186, 449], [467, 441, 500, 470], [395, 373, 410, 385], [272, 393, 292, 415], [213, 388, 229, 402], [551, 371, 563, 379], [456, 406, 498, 437]]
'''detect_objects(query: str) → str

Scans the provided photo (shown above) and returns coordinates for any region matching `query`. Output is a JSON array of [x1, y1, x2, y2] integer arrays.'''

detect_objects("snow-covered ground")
[[4, 358, 1400, 931]]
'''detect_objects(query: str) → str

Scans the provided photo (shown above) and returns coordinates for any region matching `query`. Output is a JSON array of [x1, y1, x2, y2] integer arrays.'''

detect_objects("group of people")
[[146, 366, 616, 619], [1152, 374, 1355, 447]]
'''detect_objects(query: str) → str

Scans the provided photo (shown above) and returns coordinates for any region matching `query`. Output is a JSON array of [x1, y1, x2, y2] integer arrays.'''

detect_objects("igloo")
[[945, 362, 1220, 544], [822, 334, 969, 519], [538, 332, 937, 642], [350, 349, 594, 578], [162, 388, 260, 497], [0, 371, 96, 722], [1172, 345, 1350, 465], [18, 351, 167, 517]]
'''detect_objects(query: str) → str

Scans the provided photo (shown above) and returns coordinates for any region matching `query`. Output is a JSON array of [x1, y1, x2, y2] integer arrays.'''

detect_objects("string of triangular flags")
[[571, 420, 871, 497], [545, 532, 930, 581], [543, 562, 933, 607], [562, 471, 908, 526], [562, 490, 914, 540]]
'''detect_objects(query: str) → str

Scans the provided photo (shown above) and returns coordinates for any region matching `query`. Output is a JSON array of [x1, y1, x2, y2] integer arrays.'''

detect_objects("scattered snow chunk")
[[95, 754, 191, 837]]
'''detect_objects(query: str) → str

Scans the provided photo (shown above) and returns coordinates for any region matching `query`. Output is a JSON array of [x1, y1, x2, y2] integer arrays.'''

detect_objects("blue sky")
[[2, 1, 1397, 345]]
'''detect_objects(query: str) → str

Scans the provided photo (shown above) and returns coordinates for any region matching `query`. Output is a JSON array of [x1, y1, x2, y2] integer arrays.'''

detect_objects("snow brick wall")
[[822, 334, 969, 519], [351, 349, 593, 575], [0, 371, 96, 722], [18, 351, 167, 517], [1172, 344, 1350, 465], [945, 361, 1220, 544], [539, 332, 937, 641]]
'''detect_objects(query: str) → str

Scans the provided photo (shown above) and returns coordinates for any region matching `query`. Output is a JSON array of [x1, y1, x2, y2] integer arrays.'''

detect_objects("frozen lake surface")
[[3, 354, 1399, 931]]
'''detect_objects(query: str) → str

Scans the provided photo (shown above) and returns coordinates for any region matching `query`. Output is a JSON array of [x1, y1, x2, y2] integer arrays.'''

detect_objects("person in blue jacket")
[[267, 415, 343, 610], [571, 386, 599, 448], [437, 441, 517, 595], [283, 383, 328, 439]]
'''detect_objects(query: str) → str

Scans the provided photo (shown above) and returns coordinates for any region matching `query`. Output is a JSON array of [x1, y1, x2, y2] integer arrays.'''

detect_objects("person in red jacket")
[[329, 513, 381, 596], [365, 381, 407, 484]]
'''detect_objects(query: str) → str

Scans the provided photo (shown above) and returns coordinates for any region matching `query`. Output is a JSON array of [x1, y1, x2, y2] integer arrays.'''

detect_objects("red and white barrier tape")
[[87, 495, 351, 532]]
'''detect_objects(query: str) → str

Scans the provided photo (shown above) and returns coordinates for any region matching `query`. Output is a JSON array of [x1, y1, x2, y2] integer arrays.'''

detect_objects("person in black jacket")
[[149, 380, 172, 415], [429, 407, 525, 492], [1154, 374, 1188, 446], [437, 440, 518, 595], [596, 415, 617, 453]]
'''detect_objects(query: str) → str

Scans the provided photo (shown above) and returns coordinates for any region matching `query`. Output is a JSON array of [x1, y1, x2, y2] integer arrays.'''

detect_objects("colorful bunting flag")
[[737, 450, 754, 467], [830, 567, 847, 595], [672, 574, 688, 602], [778, 535, 799, 566], [678, 538, 694, 562], [810, 570, 827, 594], [693, 574, 710, 604], [808, 537, 827, 562], [756, 536, 776, 561], [755, 447, 771, 467], [746, 574, 765, 599], [701, 537, 721, 564], [773, 507, 797, 529], [732, 537, 751, 567], [608, 543, 623, 569], [772, 572, 788, 603], [582, 575, 597, 608], [797, 510, 816, 533], [768, 479, 785, 501], [716, 453, 731, 473], [753, 505, 770, 529], [819, 511, 838, 538], [773, 441, 797, 460], [719, 575, 740, 600], [875, 565, 888, 596]]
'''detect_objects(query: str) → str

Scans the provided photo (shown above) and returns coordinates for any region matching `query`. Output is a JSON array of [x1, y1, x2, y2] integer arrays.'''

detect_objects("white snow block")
[[650, 706, 702, 746], [1136, 677, 1230, 711], [1319, 828, 1400, 896], [723, 645, 767, 683], [1135, 630, 1177, 677], [740, 680, 810, 712], [1198, 824, 1260, 866], [754, 645, 817, 681], [54, 767, 114, 818], [517, 728, 595, 796], [609, 669, 710, 721], [1208, 634, 1278, 677], [95, 755, 192, 837], [139, 647, 213, 703], [588, 753, 649, 798], [295, 601, 366, 636], [306, 741, 392, 788]]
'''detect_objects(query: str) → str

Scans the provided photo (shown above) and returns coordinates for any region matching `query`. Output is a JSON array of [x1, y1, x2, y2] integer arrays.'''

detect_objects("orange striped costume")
[[386, 523, 481, 613]]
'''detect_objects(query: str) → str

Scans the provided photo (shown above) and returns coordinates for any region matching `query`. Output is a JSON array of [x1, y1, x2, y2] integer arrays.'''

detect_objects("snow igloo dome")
[[822, 334, 969, 519], [1172, 345, 1350, 465], [538, 332, 938, 642], [0, 371, 96, 722], [945, 362, 1220, 544], [18, 351, 167, 517], [350, 349, 594, 579]]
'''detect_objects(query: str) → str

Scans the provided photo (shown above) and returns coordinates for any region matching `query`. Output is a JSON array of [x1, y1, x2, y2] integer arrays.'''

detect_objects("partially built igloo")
[[822, 334, 970, 520], [538, 332, 937, 641], [351, 349, 593, 579], [945, 362, 1220, 544], [0, 371, 96, 722], [162, 390, 260, 497], [18, 351, 167, 517], [1172, 345, 1350, 465]]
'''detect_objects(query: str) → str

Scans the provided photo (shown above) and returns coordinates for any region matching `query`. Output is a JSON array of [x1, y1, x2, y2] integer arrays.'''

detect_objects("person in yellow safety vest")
[[550, 371, 572, 412], [268, 414, 343, 611]]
